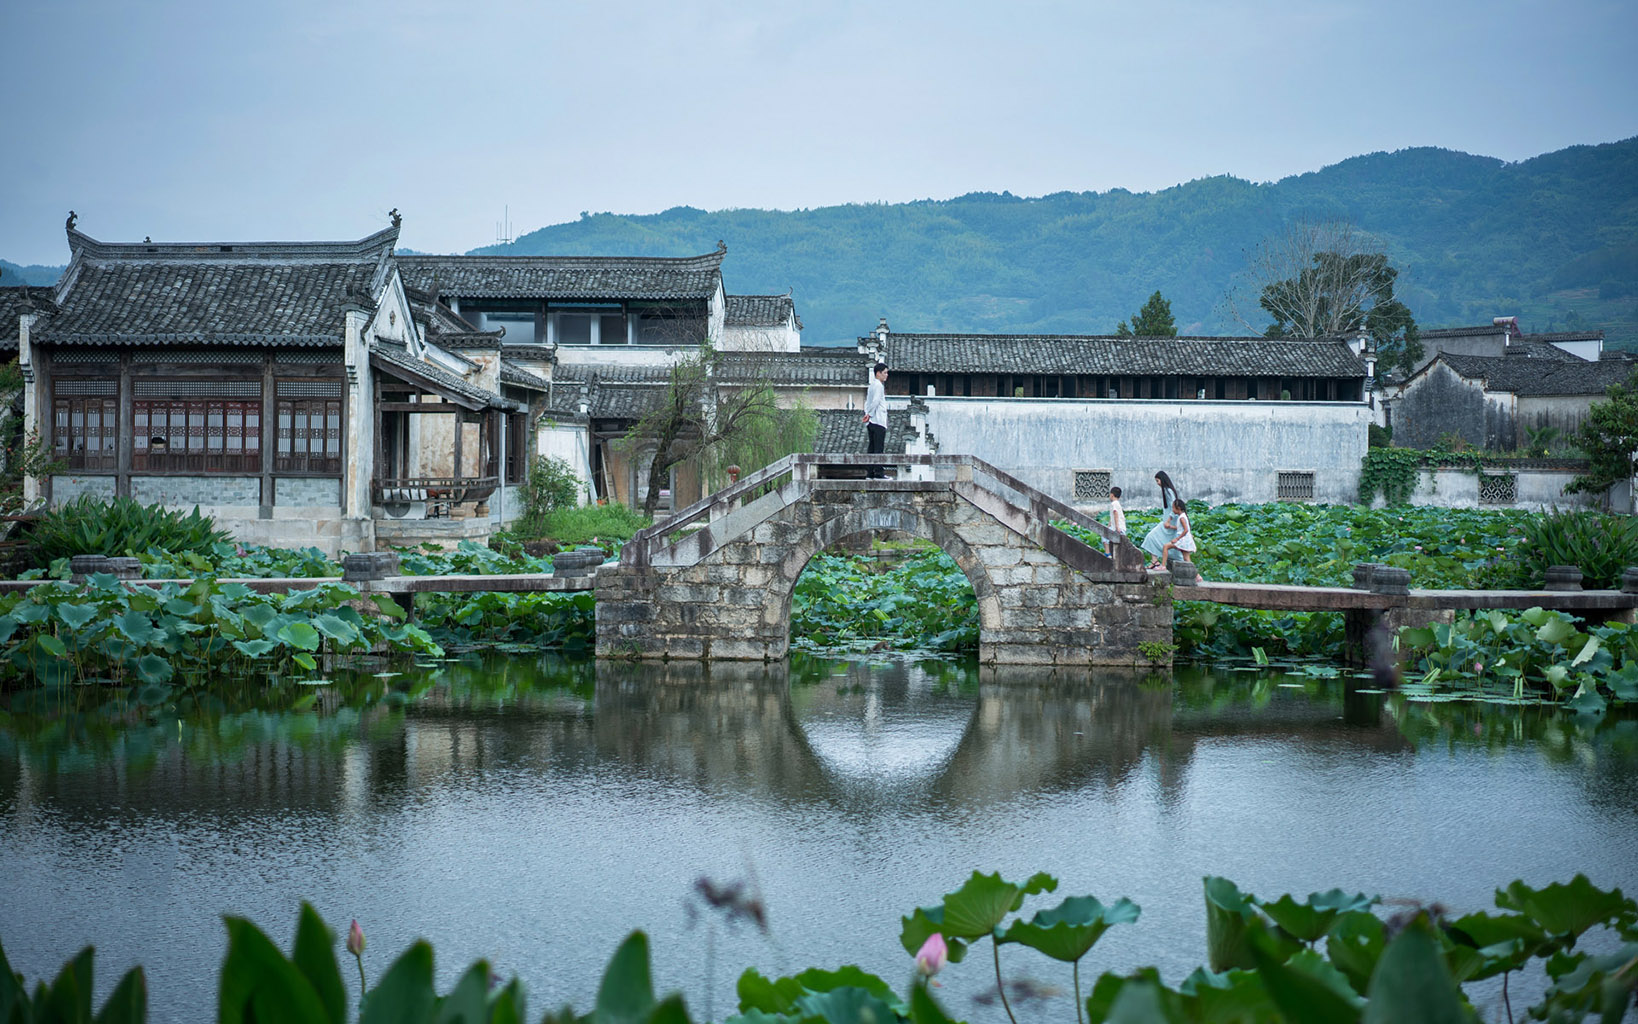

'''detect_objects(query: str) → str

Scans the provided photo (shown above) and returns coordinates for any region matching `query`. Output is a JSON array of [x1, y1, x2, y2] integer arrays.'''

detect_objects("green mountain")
[[0, 260, 63, 287], [475, 137, 1638, 346]]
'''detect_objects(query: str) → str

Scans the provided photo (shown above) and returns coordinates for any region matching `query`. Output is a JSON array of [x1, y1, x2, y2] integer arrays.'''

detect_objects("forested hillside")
[[0, 260, 62, 287], [5, 140, 1634, 346], [475, 138, 1638, 346]]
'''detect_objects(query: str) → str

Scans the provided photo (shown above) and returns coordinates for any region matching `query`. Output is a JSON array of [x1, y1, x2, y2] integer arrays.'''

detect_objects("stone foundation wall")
[[596, 484, 1172, 665]]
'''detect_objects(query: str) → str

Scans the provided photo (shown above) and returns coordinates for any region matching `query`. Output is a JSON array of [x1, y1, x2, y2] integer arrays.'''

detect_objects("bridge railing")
[[960, 459, 1147, 572], [618, 453, 1145, 572], [622, 455, 800, 567]]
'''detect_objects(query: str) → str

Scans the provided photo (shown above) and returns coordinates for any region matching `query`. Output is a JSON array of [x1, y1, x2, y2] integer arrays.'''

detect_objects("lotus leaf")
[[1536, 617, 1580, 646], [134, 655, 173, 685], [593, 931, 659, 1024], [275, 622, 322, 652], [793, 987, 898, 1024], [998, 895, 1140, 962], [1255, 891, 1374, 945], [907, 981, 958, 1024], [55, 603, 101, 631], [1324, 911, 1385, 995], [1246, 929, 1360, 1024], [1361, 915, 1466, 1024], [219, 916, 336, 1023], [1494, 875, 1635, 941]]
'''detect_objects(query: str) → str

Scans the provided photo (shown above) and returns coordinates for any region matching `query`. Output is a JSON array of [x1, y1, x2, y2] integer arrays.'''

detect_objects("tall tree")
[[1566, 370, 1638, 498], [1234, 218, 1422, 375], [1115, 291, 1178, 337], [617, 343, 783, 516]]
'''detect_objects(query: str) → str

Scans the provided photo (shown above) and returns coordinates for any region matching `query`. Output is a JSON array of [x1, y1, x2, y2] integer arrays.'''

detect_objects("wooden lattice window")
[[52, 380, 118, 471], [133, 400, 261, 472], [275, 398, 342, 473], [1277, 471, 1315, 502], [1479, 474, 1517, 506], [1073, 470, 1112, 501]]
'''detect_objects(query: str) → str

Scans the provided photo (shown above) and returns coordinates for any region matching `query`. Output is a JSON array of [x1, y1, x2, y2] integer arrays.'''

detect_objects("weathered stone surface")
[[596, 465, 1174, 666]]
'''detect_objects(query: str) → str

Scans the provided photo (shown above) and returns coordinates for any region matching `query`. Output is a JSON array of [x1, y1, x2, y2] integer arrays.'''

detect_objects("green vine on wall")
[[1358, 447, 1493, 505]]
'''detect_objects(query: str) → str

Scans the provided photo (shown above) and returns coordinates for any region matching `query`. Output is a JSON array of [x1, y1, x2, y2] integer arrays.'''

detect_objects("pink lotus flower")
[[915, 933, 948, 979], [347, 920, 366, 957], [1474, 661, 1484, 674]]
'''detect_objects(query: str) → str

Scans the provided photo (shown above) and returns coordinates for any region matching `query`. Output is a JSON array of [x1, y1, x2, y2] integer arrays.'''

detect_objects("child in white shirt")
[[1160, 498, 1196, 564], [1106, 486, 1127, 554]]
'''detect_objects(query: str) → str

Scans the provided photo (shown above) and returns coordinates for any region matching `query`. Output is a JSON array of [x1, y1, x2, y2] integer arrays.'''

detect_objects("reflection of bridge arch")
[[0, 660, 1414, 825], [597, 455, 1169, 665]]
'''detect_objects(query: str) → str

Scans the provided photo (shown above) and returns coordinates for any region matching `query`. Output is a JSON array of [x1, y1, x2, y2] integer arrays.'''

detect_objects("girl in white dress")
[[1160, 498, 1197, 565]]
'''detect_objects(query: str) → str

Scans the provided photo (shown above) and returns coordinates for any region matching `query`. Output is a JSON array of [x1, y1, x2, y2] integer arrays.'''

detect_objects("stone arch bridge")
[[595, 454, 1171, 665]]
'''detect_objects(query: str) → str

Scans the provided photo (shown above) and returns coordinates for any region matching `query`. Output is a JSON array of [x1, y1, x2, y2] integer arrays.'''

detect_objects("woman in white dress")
[[1141, 471, 1182, 569]]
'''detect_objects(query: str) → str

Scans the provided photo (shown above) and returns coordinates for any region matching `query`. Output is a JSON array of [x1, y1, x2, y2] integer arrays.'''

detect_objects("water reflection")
[[1, 656, 1636, 1022]]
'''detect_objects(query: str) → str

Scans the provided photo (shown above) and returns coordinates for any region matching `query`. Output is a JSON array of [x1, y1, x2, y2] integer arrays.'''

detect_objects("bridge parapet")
[[598, 454, 1168, 664]]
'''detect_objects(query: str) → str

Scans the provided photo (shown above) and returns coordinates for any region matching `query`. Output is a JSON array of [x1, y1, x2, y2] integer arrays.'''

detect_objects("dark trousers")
[[866, 423, 887, 478]]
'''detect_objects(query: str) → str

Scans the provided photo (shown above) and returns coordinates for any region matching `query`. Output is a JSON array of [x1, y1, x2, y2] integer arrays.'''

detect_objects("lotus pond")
[[2, 653, 1636, 1021]]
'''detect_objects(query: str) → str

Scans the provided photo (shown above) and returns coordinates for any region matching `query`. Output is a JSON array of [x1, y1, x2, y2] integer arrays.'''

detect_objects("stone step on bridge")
[[595, 454, 1171, 665]]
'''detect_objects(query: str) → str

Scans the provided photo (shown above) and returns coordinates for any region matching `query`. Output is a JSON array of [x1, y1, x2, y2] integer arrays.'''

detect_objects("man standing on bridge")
[[863, 362, 889, 478]]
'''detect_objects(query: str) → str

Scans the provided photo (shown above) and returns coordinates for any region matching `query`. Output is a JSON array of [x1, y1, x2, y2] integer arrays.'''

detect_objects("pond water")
[[2, 655, 1637, 1021]]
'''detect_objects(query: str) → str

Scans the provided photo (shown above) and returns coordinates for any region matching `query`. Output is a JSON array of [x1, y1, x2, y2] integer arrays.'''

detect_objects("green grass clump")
[[512, 503, 652, 550]]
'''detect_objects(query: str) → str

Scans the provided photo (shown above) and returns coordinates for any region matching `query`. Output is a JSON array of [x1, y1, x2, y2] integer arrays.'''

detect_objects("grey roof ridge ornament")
[[65, 225, 401, 264]]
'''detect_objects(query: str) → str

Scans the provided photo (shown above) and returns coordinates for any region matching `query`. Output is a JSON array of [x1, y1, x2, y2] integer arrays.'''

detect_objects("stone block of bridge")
[[597, 455, 1170, 666]]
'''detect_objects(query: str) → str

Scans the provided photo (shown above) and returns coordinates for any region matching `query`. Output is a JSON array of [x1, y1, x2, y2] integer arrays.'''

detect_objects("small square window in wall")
[[1478, 474, 1517, 505], [1276, 471, 1315, 502], [1073, 470, 1112, 501]]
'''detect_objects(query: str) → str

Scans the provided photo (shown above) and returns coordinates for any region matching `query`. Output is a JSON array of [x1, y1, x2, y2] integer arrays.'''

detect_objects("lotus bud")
[[347, 920, 366, 957], [1474, 661, 1483, 674], [914, 933, 948, 977]]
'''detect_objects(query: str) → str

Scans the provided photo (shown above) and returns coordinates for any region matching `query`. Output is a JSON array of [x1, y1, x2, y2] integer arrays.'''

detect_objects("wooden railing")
[[374, 476, 500, 506]]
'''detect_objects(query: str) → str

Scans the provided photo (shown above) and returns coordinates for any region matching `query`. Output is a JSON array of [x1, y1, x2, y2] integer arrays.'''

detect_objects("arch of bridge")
[[766, 498, 1005, 641], [595, 481, 1172, 665]]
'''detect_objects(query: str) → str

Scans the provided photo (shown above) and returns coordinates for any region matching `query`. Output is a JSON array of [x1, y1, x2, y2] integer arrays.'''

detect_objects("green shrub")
[[25, 495, 231, 566], [519, 455, 582, 527], [1516, 507, 1638, 589], [1367, 422, 1392, 448]]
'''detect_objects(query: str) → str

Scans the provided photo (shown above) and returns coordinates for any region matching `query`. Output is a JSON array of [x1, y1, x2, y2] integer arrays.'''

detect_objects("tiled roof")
[[33, 228, 397, 347], [719, 350, 872, 387], [881, 333, 1367, 377], [1420, 325, 1508, 339], [0, 286, 54, 351], [396, 248, 725, 301], [371, 341, 521, 411], [1441, 353, 1638, 396], [725, 294, 798, 328], [813, 409, 911, 455], [589, 383, 664, 420], [406, 289, 503, 349], [500, 360, 551, 391], [552, 362, 678, 385]]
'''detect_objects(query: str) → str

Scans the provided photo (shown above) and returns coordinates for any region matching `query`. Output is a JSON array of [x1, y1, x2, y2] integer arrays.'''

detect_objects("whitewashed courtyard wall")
[[908, 397, 1372, 510]]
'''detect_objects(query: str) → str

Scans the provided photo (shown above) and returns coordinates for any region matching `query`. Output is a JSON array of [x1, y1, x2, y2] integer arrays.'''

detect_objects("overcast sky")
[[3, 0, 1634, 266]]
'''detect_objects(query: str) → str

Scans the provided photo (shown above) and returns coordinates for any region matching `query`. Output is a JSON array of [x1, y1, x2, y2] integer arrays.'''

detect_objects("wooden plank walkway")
[[1184, 580, 1638, 614], [0, 574, 596, 595]]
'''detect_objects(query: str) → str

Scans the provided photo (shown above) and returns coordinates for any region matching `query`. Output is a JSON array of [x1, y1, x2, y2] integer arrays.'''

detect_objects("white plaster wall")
[[554, 346, 691, 370], [1549, 338, 1601, 361], [536, 420, 594, 505], [720, 323, 800, 352], [1387, 468, 1607, 512], [912, 397, 1372, 508]]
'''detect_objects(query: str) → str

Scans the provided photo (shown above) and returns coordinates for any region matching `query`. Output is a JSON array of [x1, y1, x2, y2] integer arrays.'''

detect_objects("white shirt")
[[1109, 499, 1126, 534], [864, 376, 887, 426]]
